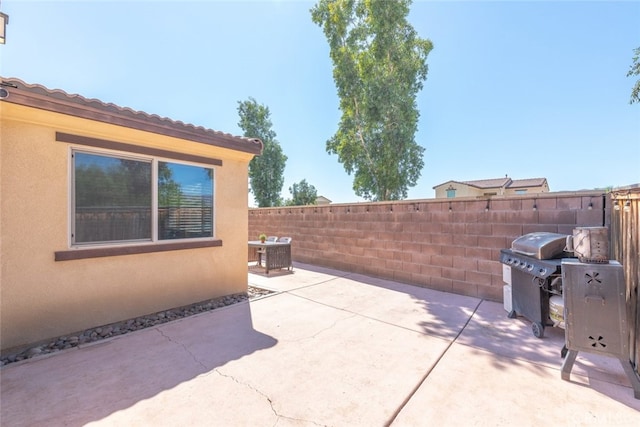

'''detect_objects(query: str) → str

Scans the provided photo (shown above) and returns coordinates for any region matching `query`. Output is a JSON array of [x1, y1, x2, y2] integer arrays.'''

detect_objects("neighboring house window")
[[446, 188, 456, 198], [73, 150, 213, 245], [515, 189, 527, 194]]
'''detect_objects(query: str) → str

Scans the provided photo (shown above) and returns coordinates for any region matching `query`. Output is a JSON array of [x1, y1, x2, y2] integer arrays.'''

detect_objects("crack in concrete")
[[156, 328, 208, 371], [289, 313, 359, 343], [215, 370, 328, 427], [383, 298, 483, 426]]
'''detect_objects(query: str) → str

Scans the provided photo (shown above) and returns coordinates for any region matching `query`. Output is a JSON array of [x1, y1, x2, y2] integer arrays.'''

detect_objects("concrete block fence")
[[248, 191, 607, 302]]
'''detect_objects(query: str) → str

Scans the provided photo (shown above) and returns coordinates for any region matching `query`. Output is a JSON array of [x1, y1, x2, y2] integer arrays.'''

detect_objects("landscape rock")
[[0, 286, 273, 367]]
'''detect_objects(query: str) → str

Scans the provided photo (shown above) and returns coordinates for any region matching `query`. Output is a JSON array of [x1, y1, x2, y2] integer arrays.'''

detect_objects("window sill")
[[55, 239, 222, 261]]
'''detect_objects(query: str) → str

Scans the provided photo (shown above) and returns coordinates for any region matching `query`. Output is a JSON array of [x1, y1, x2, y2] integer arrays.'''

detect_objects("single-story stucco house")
[[0, 77, 262, 353]]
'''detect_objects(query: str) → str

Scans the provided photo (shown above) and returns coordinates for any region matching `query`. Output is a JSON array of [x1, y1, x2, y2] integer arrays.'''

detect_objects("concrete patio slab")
[[1, 262, 638, 426], [248, 262, 347, 293], [218, 293, 452, 425], [457, 294, 637, 388], [393, 339, 640, 426], [290, 275, 481, 340], [457, 293, 570, 367]]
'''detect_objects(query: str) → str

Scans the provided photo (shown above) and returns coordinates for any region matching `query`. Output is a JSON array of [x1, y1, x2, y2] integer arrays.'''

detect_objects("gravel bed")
[[0, 286, 274, 367]]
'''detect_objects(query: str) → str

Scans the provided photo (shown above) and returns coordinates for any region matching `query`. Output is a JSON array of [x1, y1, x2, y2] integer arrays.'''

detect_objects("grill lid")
[[511, 232, 568, 260]]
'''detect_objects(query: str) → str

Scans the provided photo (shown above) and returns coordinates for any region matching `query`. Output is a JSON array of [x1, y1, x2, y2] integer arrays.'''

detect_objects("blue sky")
[[1, 0, 639, 204]]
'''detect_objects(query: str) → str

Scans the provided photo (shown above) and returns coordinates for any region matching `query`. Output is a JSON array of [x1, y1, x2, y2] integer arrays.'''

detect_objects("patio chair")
[[278, 237, 292, 243], [266, 236, 278, 242]]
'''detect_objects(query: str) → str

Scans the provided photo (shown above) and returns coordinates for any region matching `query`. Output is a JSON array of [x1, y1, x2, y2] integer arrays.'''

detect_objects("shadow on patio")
[[2, 262, 639, 426], [0, 303, 277, 426]]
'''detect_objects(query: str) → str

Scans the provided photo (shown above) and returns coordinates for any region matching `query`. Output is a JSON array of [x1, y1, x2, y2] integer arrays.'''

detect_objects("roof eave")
[[0, 78, 263, 156]]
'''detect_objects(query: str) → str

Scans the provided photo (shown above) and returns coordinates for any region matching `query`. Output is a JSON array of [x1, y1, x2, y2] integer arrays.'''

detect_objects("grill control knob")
[[526, 264, 533, 271], [538, 268, 547, 276]]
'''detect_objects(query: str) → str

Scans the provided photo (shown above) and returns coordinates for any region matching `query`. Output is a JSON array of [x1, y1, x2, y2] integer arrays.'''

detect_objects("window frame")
[[156, 159, 215, 242], [55, 133, 222, 261], [72, 149, 155, 246]]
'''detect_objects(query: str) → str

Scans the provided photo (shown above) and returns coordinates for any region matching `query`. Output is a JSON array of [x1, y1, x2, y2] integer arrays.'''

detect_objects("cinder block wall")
[[249, 191, 607, 301]]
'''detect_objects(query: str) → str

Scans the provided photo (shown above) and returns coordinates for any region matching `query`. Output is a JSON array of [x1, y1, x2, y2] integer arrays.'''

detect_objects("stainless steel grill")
[[500, 232, 571, 338], [502, 231, 640, 399]]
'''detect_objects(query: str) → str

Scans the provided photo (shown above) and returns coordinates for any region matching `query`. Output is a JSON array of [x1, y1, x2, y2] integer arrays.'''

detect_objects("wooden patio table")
[[248, 240, 292, 274]]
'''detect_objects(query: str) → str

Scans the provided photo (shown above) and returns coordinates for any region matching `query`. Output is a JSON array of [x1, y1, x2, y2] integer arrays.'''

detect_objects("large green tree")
[[237, 97, 287, 207], [628, 46, 640, 104], [286, 179, 318, 206], [311, 0, 432, 201]]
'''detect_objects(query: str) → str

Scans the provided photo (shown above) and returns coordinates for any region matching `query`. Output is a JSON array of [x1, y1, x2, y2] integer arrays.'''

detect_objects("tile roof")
[[507, 178, 547, 188], [462, 177, 512, 189], [434, 177, 548, 189], [0, 77, 263, 155]]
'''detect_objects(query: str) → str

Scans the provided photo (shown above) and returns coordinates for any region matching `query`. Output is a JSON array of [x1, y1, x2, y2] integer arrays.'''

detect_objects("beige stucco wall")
[[1, 103, 254, 352], [433, 183, 484, 198]]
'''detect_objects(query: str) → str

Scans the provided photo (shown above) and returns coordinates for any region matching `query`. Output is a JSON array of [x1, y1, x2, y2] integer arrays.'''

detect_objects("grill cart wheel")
[[532, 322, 545, 338], [507, 310, 517, 319]]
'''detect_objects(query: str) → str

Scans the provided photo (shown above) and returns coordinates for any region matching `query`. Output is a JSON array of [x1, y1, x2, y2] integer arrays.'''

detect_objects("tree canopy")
[[628, 46, 640, 104], [286, 179, 318, 206], [237, 98, 287, 207], [311, 0, 432, 201]]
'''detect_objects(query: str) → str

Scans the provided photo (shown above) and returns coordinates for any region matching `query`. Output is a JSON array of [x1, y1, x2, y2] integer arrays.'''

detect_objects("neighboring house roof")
[[506, 178, 548, 188], [433, 177, 548, 190], [0, 77, 263, 155], [316, 195, 332, 204]]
